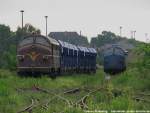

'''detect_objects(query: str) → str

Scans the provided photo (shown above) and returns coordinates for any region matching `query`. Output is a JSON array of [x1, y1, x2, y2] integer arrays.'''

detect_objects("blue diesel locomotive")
[[103, 44, 128, 75]]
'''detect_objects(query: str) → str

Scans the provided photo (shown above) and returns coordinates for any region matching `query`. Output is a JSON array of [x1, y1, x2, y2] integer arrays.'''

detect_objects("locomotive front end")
[[17, 35, 53, 74], [103, 45, 127, 75]]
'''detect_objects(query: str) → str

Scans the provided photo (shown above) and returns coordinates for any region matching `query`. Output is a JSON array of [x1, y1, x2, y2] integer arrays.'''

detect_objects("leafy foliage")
[[91, 31, 121, 47], [134, 43, 150, 69], [0, 24, 41, 70], [16, 23, 41, 43]]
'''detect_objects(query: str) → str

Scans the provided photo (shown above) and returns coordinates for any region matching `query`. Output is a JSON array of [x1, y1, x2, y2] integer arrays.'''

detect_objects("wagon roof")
[[77, 46, 89, 52], [58, 40, 68, 48], [58, 40, 78, 50], [88, 48, 97, 53], [68, 43, 78, 50]]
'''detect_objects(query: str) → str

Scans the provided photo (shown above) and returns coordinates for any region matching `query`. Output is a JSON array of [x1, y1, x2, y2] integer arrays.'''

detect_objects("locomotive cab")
[[17, 35, 60, 75]]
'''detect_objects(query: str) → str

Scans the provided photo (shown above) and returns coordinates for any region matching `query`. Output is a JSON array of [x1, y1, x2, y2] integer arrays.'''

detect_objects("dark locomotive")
[[17, 34, 97, 75], [103, 44, 128, 75]]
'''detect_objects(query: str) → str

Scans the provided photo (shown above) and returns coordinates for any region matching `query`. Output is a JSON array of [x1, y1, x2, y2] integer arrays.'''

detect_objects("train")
[[103, 44, 128, 75], [17, 34, 97, 76]]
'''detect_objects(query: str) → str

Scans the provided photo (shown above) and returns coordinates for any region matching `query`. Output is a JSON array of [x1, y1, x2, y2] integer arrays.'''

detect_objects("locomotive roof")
[[104, 44, 126, 52], [47, 36, 59, 46], [103, 44, 127, 56], [19, 35, 60, 46], [18, 35, 50, 47]]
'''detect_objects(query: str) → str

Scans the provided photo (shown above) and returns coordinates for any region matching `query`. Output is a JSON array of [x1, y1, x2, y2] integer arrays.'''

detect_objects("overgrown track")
[[16, 85, 150, 113], [0, 69, 150, 113]]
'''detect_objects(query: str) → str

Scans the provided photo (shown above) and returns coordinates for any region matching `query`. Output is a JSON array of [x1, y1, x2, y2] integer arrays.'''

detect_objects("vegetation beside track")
[[0, 65, 149, 113]]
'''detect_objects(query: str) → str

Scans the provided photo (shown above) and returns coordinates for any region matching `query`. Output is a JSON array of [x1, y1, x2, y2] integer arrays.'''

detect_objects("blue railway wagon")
[[77, 46, 84, 72], [88, 48, 97, 72], [67, 43, 75, 71], [83, 47, 90, 72], [103, 45, 127, 74], [58, 40, 69, 72], [63, 42, 71, 70], [77, 46, 90, 72], [58, 40, 78, 72], [69, 43, 78, 71]]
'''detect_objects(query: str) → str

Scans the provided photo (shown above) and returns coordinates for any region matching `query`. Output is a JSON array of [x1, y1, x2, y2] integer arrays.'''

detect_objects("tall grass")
[[0, 67, 149, 113]]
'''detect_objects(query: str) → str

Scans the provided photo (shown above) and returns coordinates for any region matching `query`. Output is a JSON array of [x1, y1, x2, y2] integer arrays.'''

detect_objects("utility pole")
[[119, 26, 122, 37], [133, 31, 136, 39], [80, 30, 82, 37], [131, 31, 133, 39], [45, 16, 48, 37], [20, 10, 24, 33], [145, 33, 149, 43], [17, 10, 24, 54]]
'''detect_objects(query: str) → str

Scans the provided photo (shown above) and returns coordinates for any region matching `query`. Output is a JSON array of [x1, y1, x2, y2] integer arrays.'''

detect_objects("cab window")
[[35, 37, 49, 46], [19, 37, 34, 46]]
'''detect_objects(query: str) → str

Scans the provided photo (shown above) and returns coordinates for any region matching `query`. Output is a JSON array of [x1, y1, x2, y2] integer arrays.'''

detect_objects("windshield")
[[18, 36, 50, 47], [35, 36, 49, 46], [19, 37, 34, 46]]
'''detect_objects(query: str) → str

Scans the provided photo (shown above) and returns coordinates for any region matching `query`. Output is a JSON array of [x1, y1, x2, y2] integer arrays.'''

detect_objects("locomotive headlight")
[[17, 55, 24, 61]]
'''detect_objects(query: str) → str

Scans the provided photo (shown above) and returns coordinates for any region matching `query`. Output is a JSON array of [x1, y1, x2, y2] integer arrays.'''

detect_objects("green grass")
[[0, 68, 149, 113]]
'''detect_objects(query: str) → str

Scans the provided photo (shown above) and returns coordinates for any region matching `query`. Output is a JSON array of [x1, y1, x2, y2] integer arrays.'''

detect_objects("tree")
[[16, 23, 41, 42], [23, 23, 41, 35], [0, 23, 41, 70], [0, 24, 11, 38]]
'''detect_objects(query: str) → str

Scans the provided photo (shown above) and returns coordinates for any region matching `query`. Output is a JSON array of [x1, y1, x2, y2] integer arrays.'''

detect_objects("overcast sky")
[[0, 0, 150, 42]]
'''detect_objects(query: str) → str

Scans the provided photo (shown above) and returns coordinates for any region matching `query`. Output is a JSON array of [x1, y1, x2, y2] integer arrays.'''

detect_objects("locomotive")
[[17, 34, 97, 75], [103, 44, 128, 75]]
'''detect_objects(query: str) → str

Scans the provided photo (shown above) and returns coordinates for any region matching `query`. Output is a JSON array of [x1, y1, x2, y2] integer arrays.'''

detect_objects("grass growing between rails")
[[0, 68, 150, 113]]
